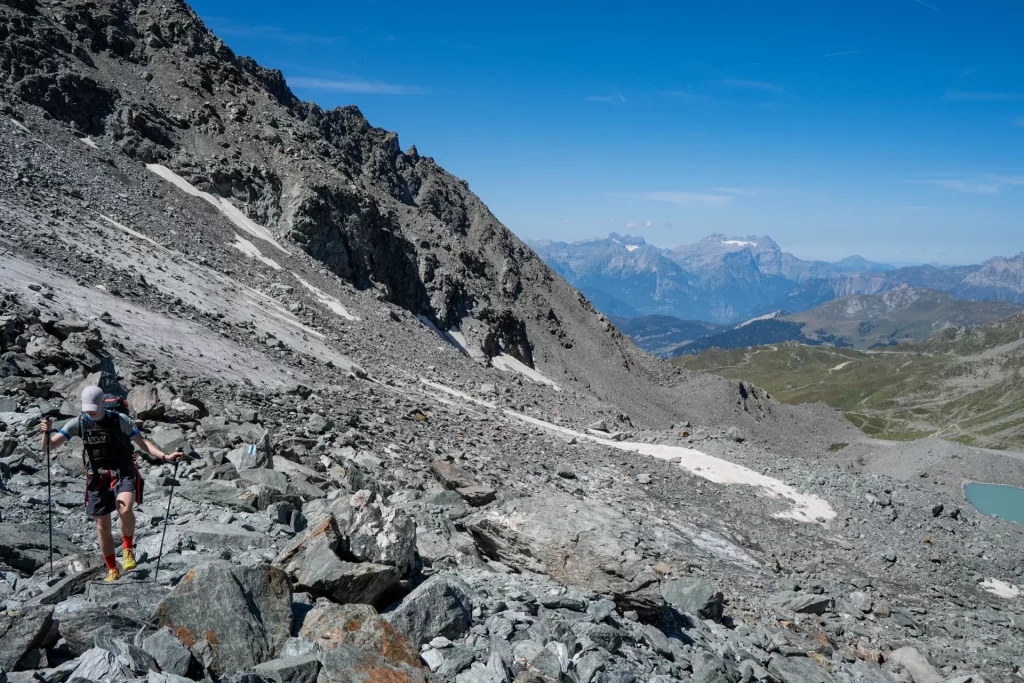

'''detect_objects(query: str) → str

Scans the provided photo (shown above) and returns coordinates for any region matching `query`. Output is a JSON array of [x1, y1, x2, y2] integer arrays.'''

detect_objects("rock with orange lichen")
[[299, 603, 420, 670], [152, 563, 293, 675]]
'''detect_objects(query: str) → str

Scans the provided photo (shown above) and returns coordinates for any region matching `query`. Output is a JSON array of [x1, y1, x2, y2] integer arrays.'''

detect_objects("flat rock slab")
[[0, 604, 54, 671], [661, 577, 724, 622], [466, 491, 663, 614], [253, 653, 321, 683], [153, 563, 292, 675], [0, 522, 77, 572], [173, 481, 256, 512], [767, 591, 832, 615]]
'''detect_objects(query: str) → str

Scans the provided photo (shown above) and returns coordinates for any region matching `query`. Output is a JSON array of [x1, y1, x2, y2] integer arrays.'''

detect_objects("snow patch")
[[625, 244, 640, 252], [735, 310, 782, 328], [231, 235, 282, 270], [492, 353, 561, 390], [79, 137, 98, 149], [146, 164, 289, 254], [292, 273, 358, 320], [980, 578, 1020, 599], [722, 240, 756, 247], [511, 411, 834, 524], [830, 361, 854, 371], [100, 215, 170, 253], [7, 118, 30, 134]]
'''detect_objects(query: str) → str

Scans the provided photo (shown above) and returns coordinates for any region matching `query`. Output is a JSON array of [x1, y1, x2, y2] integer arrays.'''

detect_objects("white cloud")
[[625, 221, 637, 229], [942, 90, 1024, 102], [910, 176, 1024, 195], [587, 93, 626, 102], [629, 191, 734, 208], [288, 76, 425, 95], [644, 220, 653, 228], [720, 79, 785, 93]]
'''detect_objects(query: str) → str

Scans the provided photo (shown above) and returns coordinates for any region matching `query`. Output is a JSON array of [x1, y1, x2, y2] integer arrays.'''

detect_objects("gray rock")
[[850, 591, 873, 613], [332, 490, 417, 575], [661, 577, 724, 622], [888, 647, 942, 683], [128, 384, 164, 420], [274, 517, 401, 605], [147, 673, 194, 683], [252, 654, 320, 683], [68, 647, 133, 683], [227, 430, 274, 470], [172, 481, 256, 512], [576, 651, 610, 683], [466, 492, 664, 616], [768, 655, 836, 683], [572, 623, 622, 654], [142, 627, 195, 677], [512, 640, 561, 681], [148, 424, 191, 455], [317, 644, 425, 683], [0, 523, 77, 572], [766, 591, 831, 615], [384, 575, 475, 647], [153, 563, 292, 675], [0, 605, 54, 671]]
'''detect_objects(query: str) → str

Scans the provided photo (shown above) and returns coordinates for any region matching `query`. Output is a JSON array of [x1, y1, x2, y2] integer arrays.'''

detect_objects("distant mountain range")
[[671, 286, 1024, 357], [530, 233, 1024, 324]]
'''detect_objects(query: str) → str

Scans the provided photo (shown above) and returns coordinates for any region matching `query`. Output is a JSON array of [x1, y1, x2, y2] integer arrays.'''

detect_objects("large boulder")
[[430, 460, 496, 507], [274, 519, 401, 605], [298, 490, 417, 577], [0, 523, 77, 572], [142, 627, 196, 678], [661, 577, 724, 622], [128, 384, 165, 420], [153, 563, 292, 675], [0, 605, 54, 671], [299, 604, 418, 667], [318, 645, 425, 683], [888, 647, 943, 683], [384, 575, 475, 647], [766, 591, 832, 616], [466, 491, 664, 615]]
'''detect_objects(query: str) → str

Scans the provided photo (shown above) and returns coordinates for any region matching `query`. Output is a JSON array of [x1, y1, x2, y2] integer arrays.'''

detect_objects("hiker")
[[40, 385, 183, 581]]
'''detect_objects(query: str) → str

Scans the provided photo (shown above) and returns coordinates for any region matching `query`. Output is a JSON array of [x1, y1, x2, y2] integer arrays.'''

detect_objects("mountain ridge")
[[531, 232, 1024, 324]]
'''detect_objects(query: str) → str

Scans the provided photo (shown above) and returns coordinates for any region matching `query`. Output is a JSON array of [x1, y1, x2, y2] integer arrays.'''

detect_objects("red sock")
[[123, 535, 133, 550], [103, 554, 118, 570]]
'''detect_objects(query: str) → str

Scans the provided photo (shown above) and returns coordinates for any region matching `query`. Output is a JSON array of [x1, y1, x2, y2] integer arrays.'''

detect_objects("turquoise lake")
[[964, 482, 1024, 525]]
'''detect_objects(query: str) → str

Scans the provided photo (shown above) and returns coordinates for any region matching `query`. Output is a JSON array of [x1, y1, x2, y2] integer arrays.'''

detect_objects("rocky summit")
[[1, 3, 1023, 683]]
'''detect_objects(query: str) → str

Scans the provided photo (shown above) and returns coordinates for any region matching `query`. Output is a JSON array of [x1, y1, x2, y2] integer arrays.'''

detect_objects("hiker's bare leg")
[[116, 492, 135, 540], [97, 514, 114, 557]]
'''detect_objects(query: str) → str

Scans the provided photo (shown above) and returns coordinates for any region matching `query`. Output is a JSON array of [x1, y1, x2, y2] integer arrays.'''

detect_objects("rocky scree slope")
[[0, 1, 1022, 683], [0, 268, 1023, 683]]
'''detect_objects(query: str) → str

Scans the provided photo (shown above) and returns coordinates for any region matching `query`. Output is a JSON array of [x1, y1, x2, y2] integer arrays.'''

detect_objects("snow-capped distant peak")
[[626, 244, 640, 252], [735, 310, 782, 328], [722, 239, 756, 247]]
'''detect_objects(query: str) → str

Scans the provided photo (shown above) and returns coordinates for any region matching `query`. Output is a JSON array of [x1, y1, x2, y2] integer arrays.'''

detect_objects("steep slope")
[[677, 314, 1024, 449]]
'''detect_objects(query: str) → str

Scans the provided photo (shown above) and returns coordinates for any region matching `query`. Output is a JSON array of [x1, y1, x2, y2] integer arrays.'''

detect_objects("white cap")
[[81, 385, 105, 412]]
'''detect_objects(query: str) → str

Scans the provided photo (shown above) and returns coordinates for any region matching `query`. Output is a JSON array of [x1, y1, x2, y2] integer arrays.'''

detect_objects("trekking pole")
[[43, 417, 54, 576], [154, 458, 180, 581]]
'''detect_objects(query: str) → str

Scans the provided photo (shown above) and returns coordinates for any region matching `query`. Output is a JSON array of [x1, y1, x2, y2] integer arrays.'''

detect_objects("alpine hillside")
[[0, 3, 1023, 683]]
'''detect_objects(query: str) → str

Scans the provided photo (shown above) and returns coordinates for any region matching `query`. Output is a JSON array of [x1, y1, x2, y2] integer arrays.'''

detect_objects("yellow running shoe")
[[104, 568, 121, 582], [122, 548, 137, 572]]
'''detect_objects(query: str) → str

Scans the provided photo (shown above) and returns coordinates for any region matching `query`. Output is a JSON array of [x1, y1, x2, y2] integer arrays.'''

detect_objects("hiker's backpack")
[[79, 394, 134, 469]]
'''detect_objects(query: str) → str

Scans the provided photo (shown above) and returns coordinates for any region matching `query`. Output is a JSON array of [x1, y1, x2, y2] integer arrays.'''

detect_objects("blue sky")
[[190, 0, 1023, 265]]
